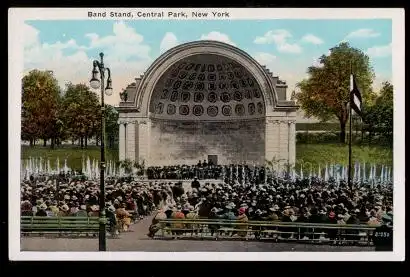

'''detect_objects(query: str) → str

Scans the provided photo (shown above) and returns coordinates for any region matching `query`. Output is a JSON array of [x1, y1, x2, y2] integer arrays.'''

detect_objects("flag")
[[350, 72, 362, 117]]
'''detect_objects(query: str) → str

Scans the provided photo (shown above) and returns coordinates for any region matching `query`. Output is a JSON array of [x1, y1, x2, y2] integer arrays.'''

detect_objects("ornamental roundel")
[[216, 64, 223, 71], [165, 78, 173, 87], [230, 81, 239, 90], [222, 105, 232, 116], [240, 79, 247, 88], [194, 92, 204, 103], [247, 78, 254, 87], [208, 64, 215, 72], [218, 82, 228, 90], [248, 103, 255, 115], [179, 105, 189, 115], [220, 92, 231, 103], [178, 62, 187, 69], [207, 91, 218, 103], [234, 70, 243, 78], [178, 71, 188, 79], [257, 102, 264, 114], [227, 72, 235, 80], [161, 89, 169, 99], [193, 105, 204, 116], [182, 81, 193, 90], [208, 83, 216, 91], [244, 90, 252, 99], [207, 106, 218, 117], [218, 73, 226, 81], [235, 104, 245, 116], [223, 63, 230, 71], [233, 91, 243, 102], [155, 102, 164, 114], [188, 72, 197, 80], [194, 64, 202, 72], [170, 68, 179, 78], [195, 82, 205, 91], [198, 74, 205, 81], [185, 63, 195, 70], [180, 91, 190, 102], [253, 88, 261, 98], [208, 73, 216, 82], [170, 91, 179, 102], [173, 80, 182, 90], [167, 104, 176, 115]]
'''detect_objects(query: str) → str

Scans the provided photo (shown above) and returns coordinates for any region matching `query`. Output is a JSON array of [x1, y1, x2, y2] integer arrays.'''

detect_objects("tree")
[[22, 70, 61, 147], [362, 81, 393, 145], [296, 42, 375, 143], [105, 104, 119, 149], [61, 83, 100, 148]]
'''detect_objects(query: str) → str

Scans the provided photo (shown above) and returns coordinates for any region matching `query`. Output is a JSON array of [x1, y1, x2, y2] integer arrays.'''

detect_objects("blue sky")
[[24, 19, 392, 105]]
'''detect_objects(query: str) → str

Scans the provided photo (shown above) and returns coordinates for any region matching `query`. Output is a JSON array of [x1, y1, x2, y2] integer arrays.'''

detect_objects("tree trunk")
[[51, 137, 55, 149], [339, 120, 346, 144], [96, 136, 99, 147], [80, 137, 84, 148], [43, 139, 47, 147], [85, 135, 88, 148], [29, 138, 33, 147], [72, 138, 75, 145]]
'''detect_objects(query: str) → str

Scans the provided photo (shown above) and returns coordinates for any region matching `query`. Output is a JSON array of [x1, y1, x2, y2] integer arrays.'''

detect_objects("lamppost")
[[89, 52, 113, 251]]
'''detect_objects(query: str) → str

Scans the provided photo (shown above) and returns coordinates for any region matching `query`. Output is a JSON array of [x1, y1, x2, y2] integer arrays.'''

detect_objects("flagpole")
[[348, 61, 353, 190]]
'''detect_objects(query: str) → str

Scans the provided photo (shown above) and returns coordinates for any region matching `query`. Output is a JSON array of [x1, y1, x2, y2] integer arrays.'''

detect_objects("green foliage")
[[22, 70, 61, 144], [118, 159, 133, 174], [362, 81, 393, 146], [61, 83, 100, 143], [295, 42, 376, 143], [295, 122, 340, 132], [105, 104, 119, 149], [296, 132, 340, 144]]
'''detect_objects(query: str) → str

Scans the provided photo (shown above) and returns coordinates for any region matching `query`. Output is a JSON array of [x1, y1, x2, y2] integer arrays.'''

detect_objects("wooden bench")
[[154, 219, 377, 245], [21, 216, 113, 237]]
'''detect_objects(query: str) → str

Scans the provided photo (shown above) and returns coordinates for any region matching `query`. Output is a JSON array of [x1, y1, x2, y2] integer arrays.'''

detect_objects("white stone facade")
[[117, 41, 298, 167]]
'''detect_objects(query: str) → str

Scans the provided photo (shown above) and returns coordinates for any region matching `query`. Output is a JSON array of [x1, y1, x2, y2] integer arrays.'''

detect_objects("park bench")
[[21, 216, 113, 237], [154, 219, 377, 245]]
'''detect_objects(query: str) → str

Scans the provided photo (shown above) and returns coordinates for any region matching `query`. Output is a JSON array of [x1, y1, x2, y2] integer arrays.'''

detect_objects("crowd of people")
[[148, 176, 393, 245], [146, 161, 266, 181], [21, 166, 393, 246]]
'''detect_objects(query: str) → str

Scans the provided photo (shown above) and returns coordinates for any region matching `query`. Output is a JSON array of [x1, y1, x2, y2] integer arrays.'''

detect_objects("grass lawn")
[[295, 143, 392, 168], [21, 143, 393, 173], [21, 145, 119, 171]]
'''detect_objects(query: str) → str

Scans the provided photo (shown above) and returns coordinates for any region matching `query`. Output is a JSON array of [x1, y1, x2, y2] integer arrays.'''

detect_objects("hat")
[[238, 207, 246, 214], [107, 205, 116, 213], [61, 204, 69, 212], [381, 214, 393, 223], [39, 203, 47, 210]]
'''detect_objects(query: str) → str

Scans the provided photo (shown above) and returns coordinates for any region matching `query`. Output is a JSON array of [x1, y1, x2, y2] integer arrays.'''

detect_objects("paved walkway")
[[21, 215, 375, 252]]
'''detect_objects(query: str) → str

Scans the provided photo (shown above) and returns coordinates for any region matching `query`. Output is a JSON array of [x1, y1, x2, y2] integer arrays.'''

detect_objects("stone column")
[[265, 118, 280, 164], [119, 122, 126, 161], [126, 122, 136, 161], [288, 120, 296, 166], [135, 119, 150, 166], [134, 121, 139, 162]]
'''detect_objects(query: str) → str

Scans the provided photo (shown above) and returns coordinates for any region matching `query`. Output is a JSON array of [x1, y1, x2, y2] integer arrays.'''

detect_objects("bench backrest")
[[157, 218, 378, 230], [21, 216, 101, 226]]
